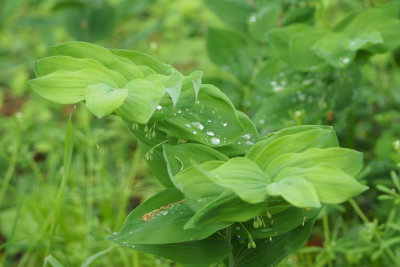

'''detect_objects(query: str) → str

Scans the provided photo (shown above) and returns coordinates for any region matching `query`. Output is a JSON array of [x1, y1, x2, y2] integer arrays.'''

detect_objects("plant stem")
[[322, 211, 333, 267], [349, 199, 400, 265], [226, 227, 234, 267]]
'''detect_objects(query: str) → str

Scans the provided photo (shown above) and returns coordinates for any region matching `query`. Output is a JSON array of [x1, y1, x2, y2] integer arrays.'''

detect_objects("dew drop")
[[222, 122, 228, 127], [192, 122, 204, 130], [210, 137, 220, 145], [156, 105, 162, 110], [206, 131, 215, 136], [243, 134, 251, 140], [193, 130, 197, 134]]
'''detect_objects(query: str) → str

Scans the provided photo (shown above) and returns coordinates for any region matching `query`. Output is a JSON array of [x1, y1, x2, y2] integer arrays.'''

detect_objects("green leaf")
[[267, 24, 310, 64], [275, 164, 368, 204], [112, 188, 227, 244], [204, 157, 270, 204], [29, 69, 119, 104], [116, 79, 165, 124], [346, 31, 383, 51], [34, 56, 127, 87], [207, 28, 254, 82], [267, 177, 321, 208], [84, 84, 128, 118], [216, 111, 260, 157], [248, 2, 281, 41], [234, 207, 320, 239], [163, 143, 228, 178], [185, 192, 266, 229], [289, 28, 327, 71], [107, 237, 232, 266], [266, 147, 363, 178], [111, 49, 176, 75], [157, 84, 244, 147], [51, 41, 145, 80], [247, 127, 339, 171], [204, 0, 253, 34], [312, 32, 356, 69], [234, 216, 317, 267], [172, 161, 226, 211]]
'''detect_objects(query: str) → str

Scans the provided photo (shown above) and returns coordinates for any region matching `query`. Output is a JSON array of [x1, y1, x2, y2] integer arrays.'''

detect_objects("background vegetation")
[[0, 0, 399, 266]]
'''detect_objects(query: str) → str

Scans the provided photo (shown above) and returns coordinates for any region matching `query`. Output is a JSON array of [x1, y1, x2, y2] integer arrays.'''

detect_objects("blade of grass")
[[45, 108, 74, 257]]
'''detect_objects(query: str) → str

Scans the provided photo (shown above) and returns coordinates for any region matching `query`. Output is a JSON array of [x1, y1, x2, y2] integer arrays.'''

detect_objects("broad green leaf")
[[204, 0, 253, 34], [146, 72, 183, 106], [111, 49, 176, 75], [233, 207, 320, 239], [248, 2, 280, 41], [172, 161, 226, 211], [112, 188, 227, 244], [116, 79, 165, 124], [275, 164, 368, 204], [163, 143, 228, 178], [29, 69, 119, 104], [247, 127, 339, 171], [234, 216, 317, 267], [216, 111, 260, 157], [313, 32, 356, 69], [266, 147, 363, 178], [282, 6, 315, 26], [207, 28, 254, 82], [205, 157, 270, 204], [266, 24, 310, 64], [267, 177, 321, 208], [185, 191, 266, 229], [247, 125, 334, 160], [157, 84, 244, 147], [346, 31, 383, 51], [84, 84, 128, 118], [34, 56, 127, 87], [51, 41, 145, 80], [184, 70, 203, 99], [289, 28, 327, 71], [107, 237, 232, 266]]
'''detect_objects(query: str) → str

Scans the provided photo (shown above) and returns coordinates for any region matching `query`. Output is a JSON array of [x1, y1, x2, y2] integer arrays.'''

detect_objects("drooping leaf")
[[29, 69, 119, 104], [275, 164, 368, 204], [116, 79, 165, 124], [84, 84, 128, 118], [266, 177, 321, 208]]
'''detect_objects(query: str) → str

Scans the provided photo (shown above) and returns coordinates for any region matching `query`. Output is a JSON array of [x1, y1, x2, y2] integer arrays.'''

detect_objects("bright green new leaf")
[[275, 164, 368, 204], [206, 157, 270, 204], [29, 69, 119, 104], [163, 143, 228, 178], [84, 84, 128, 118], [266, 147, 363, 178], [51, 41, 145, 80], [157, 85, 244, 147], [111, 49, 176, 75], [113, 188, 227, 244], [116, 79, 165, 124], [247, 127, 339, 171], [34, 56, 127, 87], [267, 177, 321, 208]]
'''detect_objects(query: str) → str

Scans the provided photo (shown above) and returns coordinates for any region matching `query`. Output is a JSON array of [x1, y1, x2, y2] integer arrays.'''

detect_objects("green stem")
[[322, 211, 333, 267], [227, 227, 234, 267], [0, 126, 21, 206], [349, 199, 400, 265]]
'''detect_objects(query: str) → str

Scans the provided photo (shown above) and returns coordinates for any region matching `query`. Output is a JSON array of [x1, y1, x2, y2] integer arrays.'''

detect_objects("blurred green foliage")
[[0, 0, 400, 266]]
